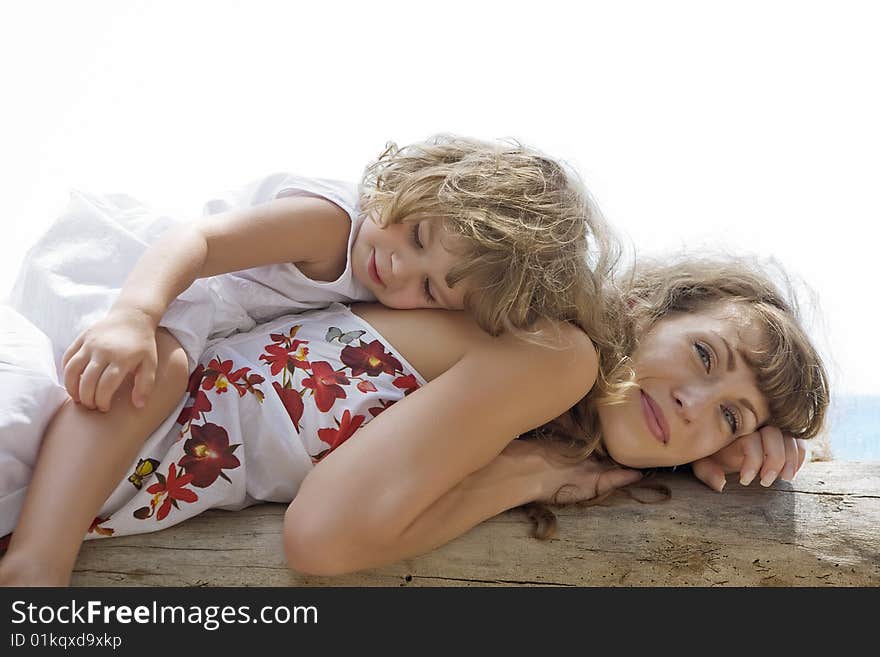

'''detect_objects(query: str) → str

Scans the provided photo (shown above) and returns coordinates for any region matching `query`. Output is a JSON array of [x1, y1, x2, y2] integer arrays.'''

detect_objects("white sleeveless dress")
[[8, 173, 374, 373], [1, 303, 426, 541]]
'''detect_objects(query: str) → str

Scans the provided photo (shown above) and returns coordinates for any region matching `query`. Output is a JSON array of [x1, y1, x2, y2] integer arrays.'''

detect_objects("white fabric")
[[8, 173, 374, 374], [0, 306, 68, 537], [0, 303, 426, 540]]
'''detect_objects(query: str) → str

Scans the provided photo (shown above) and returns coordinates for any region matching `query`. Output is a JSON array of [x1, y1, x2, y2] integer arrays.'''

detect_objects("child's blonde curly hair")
[[359, 134, 619, 347]]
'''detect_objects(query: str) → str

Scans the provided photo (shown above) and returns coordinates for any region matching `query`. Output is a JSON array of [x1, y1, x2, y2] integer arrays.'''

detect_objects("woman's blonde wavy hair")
[[359, 135, 620, 353], [521, 253, 831, 539]]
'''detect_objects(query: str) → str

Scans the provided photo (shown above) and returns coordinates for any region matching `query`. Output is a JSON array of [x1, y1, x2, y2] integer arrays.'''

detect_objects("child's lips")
[[369, 249, 385, 286]]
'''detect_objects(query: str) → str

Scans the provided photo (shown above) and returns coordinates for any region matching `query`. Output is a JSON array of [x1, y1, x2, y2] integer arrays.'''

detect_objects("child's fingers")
[[94, 363, 128, 412], [131, 353, 158, 409], [691, 458, 727, 492], [61, 335, 85, 370], [63, 351, 89, 402], [78, 361, 108, 410]]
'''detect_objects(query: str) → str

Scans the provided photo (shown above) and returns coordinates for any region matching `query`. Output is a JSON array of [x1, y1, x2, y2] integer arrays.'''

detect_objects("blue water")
[[826, 395, 880, 461]]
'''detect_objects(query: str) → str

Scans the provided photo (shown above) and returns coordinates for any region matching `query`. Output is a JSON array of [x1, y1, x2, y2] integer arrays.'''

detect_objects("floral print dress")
[[86, 303, 425, 540]]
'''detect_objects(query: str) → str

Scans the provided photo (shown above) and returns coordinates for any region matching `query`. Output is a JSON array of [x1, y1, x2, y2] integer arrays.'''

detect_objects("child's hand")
[[691, 426, 808, 493], [61, 307, 159, 412]]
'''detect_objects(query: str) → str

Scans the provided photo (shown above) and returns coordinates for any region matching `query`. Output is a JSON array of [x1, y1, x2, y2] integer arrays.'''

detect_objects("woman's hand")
[[527, 440, 644, 504], [691, 426, 808, 493], [61, 307, 159, 412]]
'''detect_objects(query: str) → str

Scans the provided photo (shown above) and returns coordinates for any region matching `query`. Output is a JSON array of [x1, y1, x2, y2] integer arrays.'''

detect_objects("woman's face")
[[598, 302, 770, 468]]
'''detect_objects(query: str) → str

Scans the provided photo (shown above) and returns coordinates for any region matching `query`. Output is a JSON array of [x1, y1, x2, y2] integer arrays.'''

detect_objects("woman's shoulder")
[[350, 304, 597, 393], [350, 304, 485, 382], [485, 318, 599, 390]]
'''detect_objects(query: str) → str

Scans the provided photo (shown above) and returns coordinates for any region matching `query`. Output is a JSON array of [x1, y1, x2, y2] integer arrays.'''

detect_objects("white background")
[[1, 0, 877, 395]]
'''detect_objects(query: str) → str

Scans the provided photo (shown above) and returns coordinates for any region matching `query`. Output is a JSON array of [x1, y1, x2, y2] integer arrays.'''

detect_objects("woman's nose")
[[672, 386, 714, 424]]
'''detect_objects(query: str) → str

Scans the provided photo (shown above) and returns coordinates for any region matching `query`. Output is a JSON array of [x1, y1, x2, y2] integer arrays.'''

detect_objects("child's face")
[[598, 303, 770, 468], [351, 215, 468, 310]]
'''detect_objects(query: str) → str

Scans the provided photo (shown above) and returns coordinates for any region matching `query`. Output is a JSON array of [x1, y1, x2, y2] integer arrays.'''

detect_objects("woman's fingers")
[[779, 433, 800, 481], [778, 435, 808, 482], [796, 438, 808, 472], [691, 457, 727, 492], [738, 432, 764, 486], [595, 467, 643, 497], [758, 425, 787, 487]]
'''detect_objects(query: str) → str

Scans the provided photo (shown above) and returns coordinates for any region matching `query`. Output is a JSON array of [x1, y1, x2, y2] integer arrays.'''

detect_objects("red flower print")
[[368, 399, 396, 417], [273, 381, 304, 432], [146, 463, 198, 522], [88, 516, 114, 537], [178, 422, 241, 488], [341, 340, 403, 377], [313, 410, 366, 462], [202, 358, 251, 396], [393, 374, 420, 395], [259, 342, 310, 374], [270, 325, 302, 347], [243, 372, 266, 403], [357, 380, 378, 393], [185, 364, 206, 395], [302, 361, 349, 412], [176, 389, 212, 426]]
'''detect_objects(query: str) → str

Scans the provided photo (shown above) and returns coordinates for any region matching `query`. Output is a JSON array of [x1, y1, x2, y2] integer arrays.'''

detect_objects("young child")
[[0, 135, 618, 584], [11, 134, 615, 414], [0, 254, 819, 584]]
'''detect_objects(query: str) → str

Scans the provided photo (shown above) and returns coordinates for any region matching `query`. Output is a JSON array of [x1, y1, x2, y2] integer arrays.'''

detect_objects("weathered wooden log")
[[70, 461, 879, 586]]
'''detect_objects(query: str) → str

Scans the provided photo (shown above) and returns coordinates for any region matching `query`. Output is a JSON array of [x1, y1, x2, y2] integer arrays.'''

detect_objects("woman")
[[0, 254, 827, 584], [282, 254, 827, 574]]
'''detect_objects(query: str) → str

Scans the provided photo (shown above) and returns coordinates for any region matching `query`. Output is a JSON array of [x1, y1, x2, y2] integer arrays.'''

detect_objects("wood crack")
[[778, 489, 879, 499], [414, 575, 575, 587]]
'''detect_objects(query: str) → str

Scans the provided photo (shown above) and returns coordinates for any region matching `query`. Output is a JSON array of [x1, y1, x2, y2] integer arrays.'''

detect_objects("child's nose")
[[389, 252, 421, 288]]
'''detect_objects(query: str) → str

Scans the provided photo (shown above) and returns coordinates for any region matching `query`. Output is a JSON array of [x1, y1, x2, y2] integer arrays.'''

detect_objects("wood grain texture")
[[70, 461, 879, 587]]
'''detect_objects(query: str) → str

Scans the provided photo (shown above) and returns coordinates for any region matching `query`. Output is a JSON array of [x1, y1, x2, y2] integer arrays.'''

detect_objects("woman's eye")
[[722, 405, 739, 434], [695, 342, 712, 372], [423, 278, 435, 303], [411, 223, 423, 249]]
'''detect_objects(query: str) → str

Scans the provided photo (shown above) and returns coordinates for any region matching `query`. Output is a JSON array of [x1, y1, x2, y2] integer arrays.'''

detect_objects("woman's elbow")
[[282, 501, 380, 577]]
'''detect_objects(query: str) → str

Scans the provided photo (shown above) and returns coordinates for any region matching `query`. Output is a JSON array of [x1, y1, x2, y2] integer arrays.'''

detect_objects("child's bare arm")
[[63, 196, 351, 411], [0, 329, 189, 586], [282, 320, 602, 575]]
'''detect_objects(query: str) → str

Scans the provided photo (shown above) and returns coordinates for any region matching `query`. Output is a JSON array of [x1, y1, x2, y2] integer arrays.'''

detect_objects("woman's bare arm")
[[282, 318, 599, 575], [285, 438, 642, 576]]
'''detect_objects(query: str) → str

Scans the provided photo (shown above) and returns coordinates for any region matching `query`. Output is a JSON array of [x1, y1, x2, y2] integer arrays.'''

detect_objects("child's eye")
[[722, 405, 740, 434], [411, 223, 423, 249], [423, 278, 435, 304], [694, 342, 713, 372]]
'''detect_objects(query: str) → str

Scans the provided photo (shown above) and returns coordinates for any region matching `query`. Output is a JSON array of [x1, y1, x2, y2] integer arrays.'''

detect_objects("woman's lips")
[[640, 390, 669, 445], [368, 249, 385, 286]]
